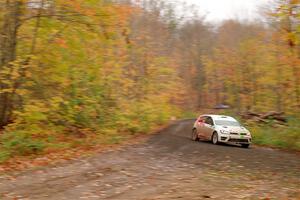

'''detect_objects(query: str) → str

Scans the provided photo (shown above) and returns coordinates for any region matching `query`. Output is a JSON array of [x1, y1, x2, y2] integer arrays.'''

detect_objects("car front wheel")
[[212, 132, 219, 145]]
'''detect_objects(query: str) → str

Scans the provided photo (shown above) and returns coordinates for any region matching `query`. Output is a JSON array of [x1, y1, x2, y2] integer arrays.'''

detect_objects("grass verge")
[[249, 119, 300, 151], [0, 123, 171, 172]]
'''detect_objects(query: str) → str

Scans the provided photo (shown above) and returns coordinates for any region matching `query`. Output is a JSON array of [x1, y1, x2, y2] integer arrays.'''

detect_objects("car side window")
[[200, 116, 206, 122], [205, 117, 214, 126]]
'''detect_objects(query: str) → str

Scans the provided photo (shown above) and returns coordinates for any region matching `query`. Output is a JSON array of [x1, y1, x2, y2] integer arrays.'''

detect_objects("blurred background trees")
[[0, 0, 299, 158]]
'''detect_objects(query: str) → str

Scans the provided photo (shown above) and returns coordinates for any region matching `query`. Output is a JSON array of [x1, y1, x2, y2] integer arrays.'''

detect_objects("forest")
[[0, 0, 299, 163]]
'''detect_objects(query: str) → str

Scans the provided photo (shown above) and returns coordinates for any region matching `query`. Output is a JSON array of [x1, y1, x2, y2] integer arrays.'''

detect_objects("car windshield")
[[215, 120, 240, 127]]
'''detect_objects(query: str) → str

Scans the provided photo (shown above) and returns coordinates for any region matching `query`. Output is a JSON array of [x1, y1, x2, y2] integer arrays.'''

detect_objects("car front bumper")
[[219, 134, 252, 144]]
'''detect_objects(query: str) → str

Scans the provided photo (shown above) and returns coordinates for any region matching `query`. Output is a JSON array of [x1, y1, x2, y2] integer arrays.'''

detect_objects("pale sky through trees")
[[180, 0, 272, 22]]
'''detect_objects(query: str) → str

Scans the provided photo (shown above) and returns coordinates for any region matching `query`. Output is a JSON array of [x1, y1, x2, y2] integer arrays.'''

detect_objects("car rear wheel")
[[212, 132, 219, 145], [192, 129, 199, 141], [241, 144, 250, 148]]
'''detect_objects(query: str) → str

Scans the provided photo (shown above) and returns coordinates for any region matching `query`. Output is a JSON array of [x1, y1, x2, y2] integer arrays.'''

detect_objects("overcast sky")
[[180, 0, 272, 22]]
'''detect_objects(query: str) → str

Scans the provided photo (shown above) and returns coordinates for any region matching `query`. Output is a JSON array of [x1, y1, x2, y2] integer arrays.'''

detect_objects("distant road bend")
[[0, 119, 299, 199]]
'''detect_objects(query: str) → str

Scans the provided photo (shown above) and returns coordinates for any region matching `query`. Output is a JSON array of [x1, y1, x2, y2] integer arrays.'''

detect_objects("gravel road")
[[0, 119, 299, 200]]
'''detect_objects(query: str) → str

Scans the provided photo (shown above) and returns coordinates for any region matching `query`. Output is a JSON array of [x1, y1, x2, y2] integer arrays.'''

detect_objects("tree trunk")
[[0, 0, 22, 127]]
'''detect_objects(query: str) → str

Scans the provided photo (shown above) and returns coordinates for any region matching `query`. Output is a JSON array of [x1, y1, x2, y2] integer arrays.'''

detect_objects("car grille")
[[228, 138, 249, 143], [230, 132, 238, 135]]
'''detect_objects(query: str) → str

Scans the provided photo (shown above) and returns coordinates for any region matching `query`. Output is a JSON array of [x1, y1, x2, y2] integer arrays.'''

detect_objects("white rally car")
[[192, 115, 252, 148]]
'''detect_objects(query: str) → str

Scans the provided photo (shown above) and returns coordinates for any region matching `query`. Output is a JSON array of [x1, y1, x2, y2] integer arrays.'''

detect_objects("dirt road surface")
[[0, 119, 299, 200]]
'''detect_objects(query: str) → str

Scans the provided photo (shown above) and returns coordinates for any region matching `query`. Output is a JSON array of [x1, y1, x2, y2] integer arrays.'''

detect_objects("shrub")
[[1, 131, 46, 156], [0, 150, 11, 163]]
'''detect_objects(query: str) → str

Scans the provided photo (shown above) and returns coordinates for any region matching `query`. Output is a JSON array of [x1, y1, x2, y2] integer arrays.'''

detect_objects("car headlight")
[[220, 130, 229, 134]]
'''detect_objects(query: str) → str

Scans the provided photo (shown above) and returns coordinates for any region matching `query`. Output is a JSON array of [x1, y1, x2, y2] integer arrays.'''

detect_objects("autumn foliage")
[[0, 0, 299, 161]]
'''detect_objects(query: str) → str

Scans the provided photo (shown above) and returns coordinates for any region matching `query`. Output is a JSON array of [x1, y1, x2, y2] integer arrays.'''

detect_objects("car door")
[[203, 117, 215, 140], [196, 116, 207, 139]]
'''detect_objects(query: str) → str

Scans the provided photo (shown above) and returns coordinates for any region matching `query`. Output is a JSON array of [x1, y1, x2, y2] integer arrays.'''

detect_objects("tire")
[[241, 144, 250, 148], [211, 132, 219, 145], [192, 129, 199, 141]]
